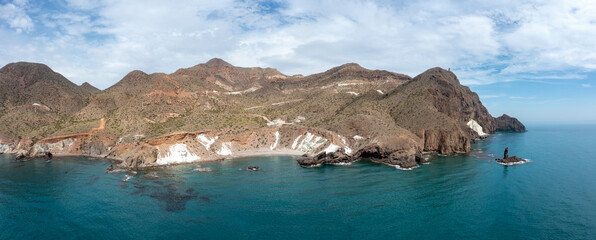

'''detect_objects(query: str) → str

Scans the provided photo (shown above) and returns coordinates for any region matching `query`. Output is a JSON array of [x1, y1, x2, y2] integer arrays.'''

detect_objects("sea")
[[1, 124, 595, 239]]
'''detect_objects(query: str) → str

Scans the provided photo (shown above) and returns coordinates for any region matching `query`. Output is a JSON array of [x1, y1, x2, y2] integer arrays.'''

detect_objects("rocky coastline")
[[0, 60, 527, 171]]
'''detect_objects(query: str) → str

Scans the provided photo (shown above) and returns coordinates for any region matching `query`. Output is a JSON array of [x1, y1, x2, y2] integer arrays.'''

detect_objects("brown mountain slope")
[[0, 59, 524, 171], [171, 58, 286, 91], [0, 62, 93, 113], [387, 67, 496, 154], [494, 114, 526, 132], [80, 82, 100, 94], [0, 62, 96, 136]]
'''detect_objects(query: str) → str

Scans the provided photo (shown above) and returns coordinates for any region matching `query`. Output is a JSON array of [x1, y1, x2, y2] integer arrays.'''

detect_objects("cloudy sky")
[[1, 0, 595, 123]]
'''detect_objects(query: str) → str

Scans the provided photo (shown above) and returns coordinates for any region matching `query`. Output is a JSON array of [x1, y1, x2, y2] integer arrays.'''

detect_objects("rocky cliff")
[[387, 68, 495, 154], [0, 59, 524, 170], [494, 114, 527, 132]]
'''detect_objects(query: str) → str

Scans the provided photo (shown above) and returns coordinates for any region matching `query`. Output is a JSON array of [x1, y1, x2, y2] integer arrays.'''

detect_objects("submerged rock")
[[106, 165, 120, 173], [143, 172, 160, 180], [193, 167, 213, 172]]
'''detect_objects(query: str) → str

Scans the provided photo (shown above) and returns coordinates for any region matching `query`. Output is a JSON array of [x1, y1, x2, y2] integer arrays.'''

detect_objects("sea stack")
[[496, 147, 527, 165]]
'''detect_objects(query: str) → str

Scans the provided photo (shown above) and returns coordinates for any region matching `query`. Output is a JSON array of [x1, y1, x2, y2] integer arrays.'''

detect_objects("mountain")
[[0, 62, 93, 112], [0, 62, 96, 136], [0, 59, 525, 170], [387, 67, 496, 154], [80, 82, 100, 94]]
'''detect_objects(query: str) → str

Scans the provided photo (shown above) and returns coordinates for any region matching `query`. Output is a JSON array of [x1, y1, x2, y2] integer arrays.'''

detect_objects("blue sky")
[[0, 0, 595, 124]]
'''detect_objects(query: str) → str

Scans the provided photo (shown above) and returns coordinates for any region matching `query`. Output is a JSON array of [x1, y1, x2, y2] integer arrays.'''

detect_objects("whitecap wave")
[[122, 174, 133, 182], [497, 160, 528, 166], [333, 162, 352, 166], [392, 164, 417, 171]]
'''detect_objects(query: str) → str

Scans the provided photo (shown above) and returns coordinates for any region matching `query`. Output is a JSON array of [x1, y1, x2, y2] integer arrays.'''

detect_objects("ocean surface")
[[1, 124, 595, 239]]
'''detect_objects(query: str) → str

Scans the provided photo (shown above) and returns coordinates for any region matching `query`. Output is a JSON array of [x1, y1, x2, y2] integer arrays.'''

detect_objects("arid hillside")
[[0, 59, 525, 170]]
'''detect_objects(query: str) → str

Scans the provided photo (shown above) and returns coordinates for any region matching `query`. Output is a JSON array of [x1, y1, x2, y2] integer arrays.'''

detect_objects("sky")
[[0, 0, 595, 124]]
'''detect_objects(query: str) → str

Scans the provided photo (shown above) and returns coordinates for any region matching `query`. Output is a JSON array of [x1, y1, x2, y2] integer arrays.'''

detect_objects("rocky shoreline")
[[0, 114, 526, 171], [2, 129, 529, 171], [0, 61, 527, 171], [4, 140, 523, 171]]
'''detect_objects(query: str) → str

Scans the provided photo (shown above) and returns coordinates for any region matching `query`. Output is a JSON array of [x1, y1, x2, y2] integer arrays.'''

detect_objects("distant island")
[[0, 59, 525, 170]]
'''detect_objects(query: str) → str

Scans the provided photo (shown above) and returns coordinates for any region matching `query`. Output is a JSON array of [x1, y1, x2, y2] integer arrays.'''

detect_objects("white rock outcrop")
[[217, 142, 233, 156], [467, 119, 488, 137], [270, 131, 280, 150], [196, 134, 218, 150], [156, 144, 200, 165], [292, 132, 328, 152]]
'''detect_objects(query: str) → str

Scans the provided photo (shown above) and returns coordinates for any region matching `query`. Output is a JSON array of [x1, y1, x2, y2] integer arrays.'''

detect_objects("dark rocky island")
[[0, 59, 525, 170]]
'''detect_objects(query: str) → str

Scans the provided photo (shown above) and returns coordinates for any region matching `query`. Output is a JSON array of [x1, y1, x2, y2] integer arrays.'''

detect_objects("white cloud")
[[500, 0, 596, 74], [65, 0, 102, 10], [12, 0, 28, 7], [0, 0, 595, 89], [0, 1, 33, 33], [581, 83, 592, 88]]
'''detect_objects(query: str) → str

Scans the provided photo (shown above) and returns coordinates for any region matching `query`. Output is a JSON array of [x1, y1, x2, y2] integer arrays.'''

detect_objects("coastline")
[[224, 149, 304, 159], [3, 138, 523, 170]]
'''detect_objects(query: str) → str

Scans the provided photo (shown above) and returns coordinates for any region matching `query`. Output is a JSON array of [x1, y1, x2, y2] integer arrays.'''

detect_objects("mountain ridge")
[[0, 59, 525, 170]]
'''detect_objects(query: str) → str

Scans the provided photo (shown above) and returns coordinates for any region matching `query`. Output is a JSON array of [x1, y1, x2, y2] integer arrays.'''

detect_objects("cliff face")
[[387, 68, 495, 154], [0, 59, 524, 170], [494, 114, 527, 132]]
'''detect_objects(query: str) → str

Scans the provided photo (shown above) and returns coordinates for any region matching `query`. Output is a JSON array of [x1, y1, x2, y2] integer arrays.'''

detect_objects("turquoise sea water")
[[1, 125, 595, 239]]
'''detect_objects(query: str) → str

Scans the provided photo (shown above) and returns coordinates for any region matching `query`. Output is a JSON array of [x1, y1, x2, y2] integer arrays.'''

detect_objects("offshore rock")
[[296, 148, 352, 167], [246, 166, 260, 171], [497, 156, 526, 165]]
